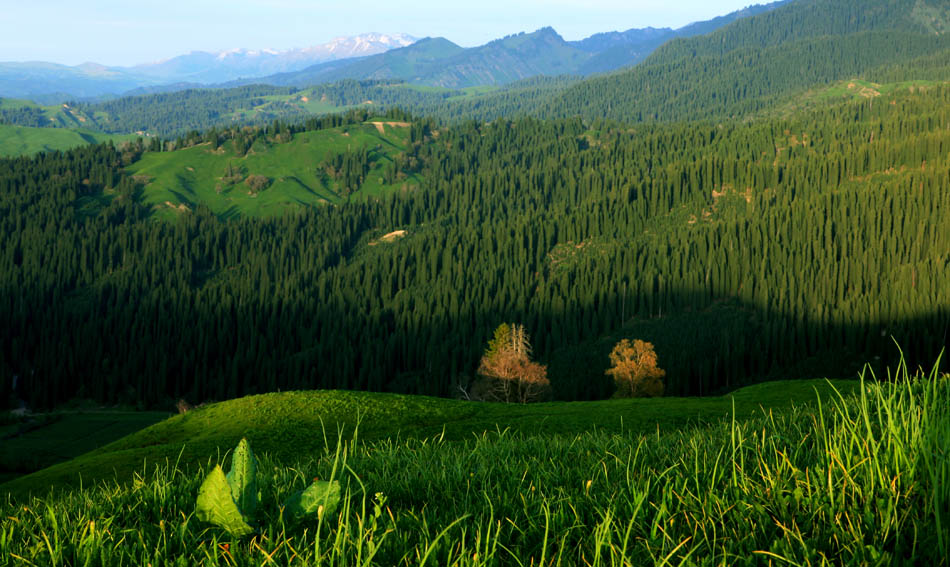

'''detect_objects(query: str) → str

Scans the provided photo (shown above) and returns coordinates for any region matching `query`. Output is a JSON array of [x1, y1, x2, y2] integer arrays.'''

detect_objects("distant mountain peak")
[[125, 33, 418, 84]]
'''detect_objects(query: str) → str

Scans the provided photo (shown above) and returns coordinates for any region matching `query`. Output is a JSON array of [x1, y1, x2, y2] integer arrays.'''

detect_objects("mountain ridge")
[[0, 33, 418, 99], [0, 3, 791, 100], [129, 33, 419, 84]]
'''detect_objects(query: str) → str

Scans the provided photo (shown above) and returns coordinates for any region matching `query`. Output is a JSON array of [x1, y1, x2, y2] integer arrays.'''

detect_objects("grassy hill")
[[126, 121, 421, 219], [1, 378, 858, 500], [1, 366, 946, 565], [0, 124, 132, 157]]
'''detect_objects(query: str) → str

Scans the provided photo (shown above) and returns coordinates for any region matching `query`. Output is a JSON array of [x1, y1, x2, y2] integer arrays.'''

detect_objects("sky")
[[2, 0, 760, 67]]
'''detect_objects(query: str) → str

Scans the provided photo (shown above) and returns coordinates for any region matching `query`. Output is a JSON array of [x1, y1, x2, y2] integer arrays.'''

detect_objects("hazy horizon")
[[4, 0, 762, 67]]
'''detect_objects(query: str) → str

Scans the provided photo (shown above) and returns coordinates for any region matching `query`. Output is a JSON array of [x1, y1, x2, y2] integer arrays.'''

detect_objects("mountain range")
[[0, 3, 789, 101], [129, 33, 418, 84], [0, 33, 417, 100], [207, 1, 791, 90]]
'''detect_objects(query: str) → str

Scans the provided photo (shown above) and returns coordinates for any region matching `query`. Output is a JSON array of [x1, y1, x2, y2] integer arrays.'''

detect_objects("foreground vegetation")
[[1, 362, 945, 566]]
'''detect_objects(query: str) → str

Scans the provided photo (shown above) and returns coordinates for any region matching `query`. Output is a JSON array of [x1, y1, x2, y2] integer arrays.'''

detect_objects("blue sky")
[[4, 0, 760, 66]]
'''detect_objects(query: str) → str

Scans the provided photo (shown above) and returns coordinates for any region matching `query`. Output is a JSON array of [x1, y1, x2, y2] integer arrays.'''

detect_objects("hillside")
[[575, 0, 790, 74], [545, 0, 950, 122], [2, 84, 949, 413], [0, 124, 132, 157], [1, 378, 857, 499], [126, 120, 423, 218]]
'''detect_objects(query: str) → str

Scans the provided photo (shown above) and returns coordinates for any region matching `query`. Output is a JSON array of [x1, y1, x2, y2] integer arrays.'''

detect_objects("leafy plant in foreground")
[[283, 476, 342, 523], [195, 438, 342, 537]]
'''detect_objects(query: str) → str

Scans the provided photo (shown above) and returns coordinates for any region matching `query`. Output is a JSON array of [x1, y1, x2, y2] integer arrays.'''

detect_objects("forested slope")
[[545, 0, 950, 122], [2, 84, 949, 408]]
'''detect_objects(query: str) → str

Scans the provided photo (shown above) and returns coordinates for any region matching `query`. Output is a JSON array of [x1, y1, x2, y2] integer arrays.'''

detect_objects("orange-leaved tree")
[[605, 339, 665, 398], [475, 323, 550, 403]]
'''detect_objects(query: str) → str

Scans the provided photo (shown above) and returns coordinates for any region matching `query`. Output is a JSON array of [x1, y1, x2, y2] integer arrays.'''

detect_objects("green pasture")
[[0, 124, 134, 157], [126, 122, 419, 219]]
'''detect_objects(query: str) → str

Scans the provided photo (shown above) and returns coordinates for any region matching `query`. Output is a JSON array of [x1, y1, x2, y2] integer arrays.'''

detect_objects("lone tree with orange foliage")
[[474, 323, 551, 403], [606, 339, 665, 398]]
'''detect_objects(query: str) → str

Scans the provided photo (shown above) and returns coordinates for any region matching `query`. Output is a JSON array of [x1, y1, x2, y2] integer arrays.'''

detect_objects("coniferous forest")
[[2, 81, 949, 409]]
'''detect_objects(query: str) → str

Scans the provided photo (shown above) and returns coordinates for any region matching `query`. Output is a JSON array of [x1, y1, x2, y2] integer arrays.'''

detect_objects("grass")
[[1, 378, 856, 501], [0, 411, 169, 484], [125, 122, 420, 219], [0, 361, 945, 566], [0, 124, 134, 157], [769, 78, 949, 119]]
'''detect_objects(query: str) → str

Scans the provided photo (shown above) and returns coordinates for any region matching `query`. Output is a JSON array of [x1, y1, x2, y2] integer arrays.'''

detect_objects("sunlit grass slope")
[[2, 367, 947, 566], [0, 124, 133, 157], [1, 379, 857, 500], [125, 122, 420, 219], [769, 78, 950, 118]]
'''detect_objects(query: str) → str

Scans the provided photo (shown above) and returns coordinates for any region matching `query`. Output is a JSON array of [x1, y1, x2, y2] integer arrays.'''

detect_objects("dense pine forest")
[[2, 77, 949, 409]]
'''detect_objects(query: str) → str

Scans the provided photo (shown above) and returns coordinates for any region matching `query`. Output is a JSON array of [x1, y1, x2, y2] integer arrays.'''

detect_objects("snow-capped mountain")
[[131, 33, 417, 84], [309, 33, 417, 58]]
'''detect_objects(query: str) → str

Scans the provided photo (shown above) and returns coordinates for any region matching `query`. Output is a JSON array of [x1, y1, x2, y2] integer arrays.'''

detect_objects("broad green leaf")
[[226, 438, 258, 518], [284, 479, 342, 522], [196, 465, 254, 537]]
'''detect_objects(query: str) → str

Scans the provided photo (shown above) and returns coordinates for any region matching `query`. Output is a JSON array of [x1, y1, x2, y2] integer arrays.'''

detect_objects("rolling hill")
[[0, 377, 857, 498], [4, 81, 950, 415]]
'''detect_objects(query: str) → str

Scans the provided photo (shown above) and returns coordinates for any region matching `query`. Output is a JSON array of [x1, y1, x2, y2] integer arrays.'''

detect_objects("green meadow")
[[1, 363, 946, 566], [0, 378, 855, 500], [0, 124, 133, 157], [126, 122, 420, 219]]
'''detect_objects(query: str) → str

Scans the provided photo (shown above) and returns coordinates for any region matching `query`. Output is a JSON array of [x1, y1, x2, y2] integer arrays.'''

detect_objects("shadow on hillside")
[[1, 273, 946, 410]]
